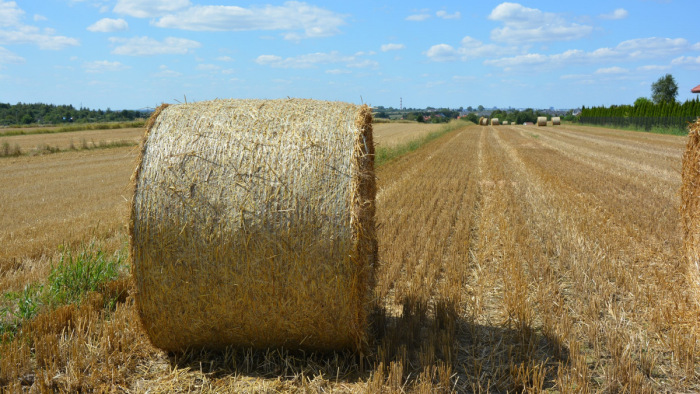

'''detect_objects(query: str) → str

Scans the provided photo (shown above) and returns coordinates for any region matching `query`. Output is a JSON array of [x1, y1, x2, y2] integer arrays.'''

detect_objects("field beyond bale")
[[0, 122, 698, 392]]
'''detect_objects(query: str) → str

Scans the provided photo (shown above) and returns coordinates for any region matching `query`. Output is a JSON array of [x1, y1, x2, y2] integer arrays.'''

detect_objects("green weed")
[[0, 242, 126, 339], [47, 242, 123, 307]]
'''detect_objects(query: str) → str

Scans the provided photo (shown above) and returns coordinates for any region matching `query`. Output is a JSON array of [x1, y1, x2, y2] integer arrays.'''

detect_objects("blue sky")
[[1, 0, 699, 110]]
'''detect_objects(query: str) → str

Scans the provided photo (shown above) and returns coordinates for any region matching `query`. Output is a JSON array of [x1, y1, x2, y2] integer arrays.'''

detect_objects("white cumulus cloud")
[[109, 36, 201, 56], [672, 55, 700, 67], [381, 43, 405, 52], [436, 10, 460, 20], [113, 0, 190, 18], [425, 36, 516, 62], [600, 8, 629, 20], [152, 2, 345, 40], [425, 44, 459, 62], [87, 18, 128, 32], [0, 0, 24, 27], [484, 37, 699, 71], [488, 2, 592, 43], [0, 1, 79, 49]]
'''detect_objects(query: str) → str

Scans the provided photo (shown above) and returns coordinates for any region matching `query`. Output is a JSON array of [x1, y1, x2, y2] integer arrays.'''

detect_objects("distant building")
[[692, 84, 700, 93]]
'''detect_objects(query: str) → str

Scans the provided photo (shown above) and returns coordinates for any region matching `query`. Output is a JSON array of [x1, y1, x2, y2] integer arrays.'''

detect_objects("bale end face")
[[130, 99, 377, 353]]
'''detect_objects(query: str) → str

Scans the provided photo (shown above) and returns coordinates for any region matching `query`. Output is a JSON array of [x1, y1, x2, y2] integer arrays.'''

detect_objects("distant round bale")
[[537, 116, 547, 126], [681, 118, 700, 290], [491, 118, 500, 126], [502, 121, 509, 125], [479, 117, 488, 126], [552, 116, 561, 125], [130, 99, 377, 352]]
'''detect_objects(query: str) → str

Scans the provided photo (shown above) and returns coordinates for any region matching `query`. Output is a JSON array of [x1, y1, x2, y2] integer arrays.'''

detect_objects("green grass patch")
[[0, 142, 22, 157], [375, 120, 471, 166], [0, 120, 146, 137], [0, 242, 127, 340], [47, 243, 123, 307]]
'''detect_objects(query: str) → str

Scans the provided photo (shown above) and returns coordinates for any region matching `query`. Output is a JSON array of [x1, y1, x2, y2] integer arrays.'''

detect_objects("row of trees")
[[396, 109, 462, 123], [578, 74, 698, 131], [0, 103, 147, 126]]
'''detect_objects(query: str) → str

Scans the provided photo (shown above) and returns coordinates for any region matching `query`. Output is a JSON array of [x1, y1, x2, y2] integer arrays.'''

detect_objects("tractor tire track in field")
[[374, 124, 699, 392]]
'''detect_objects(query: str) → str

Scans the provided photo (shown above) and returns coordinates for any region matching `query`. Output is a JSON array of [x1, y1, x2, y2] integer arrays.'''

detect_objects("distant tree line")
[[0, 102, 148, 126], [375, 108, 462, 123], [578, 97, 700, 131]]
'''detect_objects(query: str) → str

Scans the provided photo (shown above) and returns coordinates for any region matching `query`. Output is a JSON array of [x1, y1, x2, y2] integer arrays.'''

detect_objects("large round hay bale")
[[681, 119, 700, 289], [479, 117, 488, 126], [537, 116, 547, 126], [491, 118, 500, 126], [552, 116, 561, 125], [130, 99, 377, 352]]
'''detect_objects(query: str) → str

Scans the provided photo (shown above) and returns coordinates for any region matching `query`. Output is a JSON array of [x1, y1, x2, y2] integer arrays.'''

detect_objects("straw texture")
[[681, 119, 700, 290], [491, 118, 500, 126], [537, 117, 547, 126], [130, 98, 377, 352], [552, 117, 561, 125]]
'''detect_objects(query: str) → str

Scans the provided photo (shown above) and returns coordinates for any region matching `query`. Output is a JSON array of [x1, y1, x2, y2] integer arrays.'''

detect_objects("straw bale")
[[491, 118, 500, 126], [552, 116, 561, 125], [130, 98, 377, 352], [479, 117, 488, 126], [681, 119, 700, 290], [537, 116, 547, 126], [502, 121, 509, 125]]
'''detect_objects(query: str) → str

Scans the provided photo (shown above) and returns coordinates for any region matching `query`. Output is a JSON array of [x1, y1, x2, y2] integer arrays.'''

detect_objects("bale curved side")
[[537, 116, 547, 126], [681, 119, 700, 290], [491, 118, 499, 126], [552, 116, 561, 125], [130, 98, 377, 352]]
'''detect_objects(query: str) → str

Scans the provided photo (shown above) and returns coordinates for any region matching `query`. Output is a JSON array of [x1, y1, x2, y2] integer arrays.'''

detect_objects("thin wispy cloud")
[[83, 60, 130, 73], [109, 36, 201, 56], [255, 51, 377, 69]]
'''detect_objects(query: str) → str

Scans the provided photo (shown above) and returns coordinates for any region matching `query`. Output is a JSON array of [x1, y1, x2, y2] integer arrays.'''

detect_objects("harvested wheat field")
[[373, 122, 443, 147], [0, 121, 699, 392], [0, 127, 142, 153]]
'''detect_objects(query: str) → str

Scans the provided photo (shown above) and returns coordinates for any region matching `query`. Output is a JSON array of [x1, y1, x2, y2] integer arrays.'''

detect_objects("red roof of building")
[[692, 84, 700, 93]]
